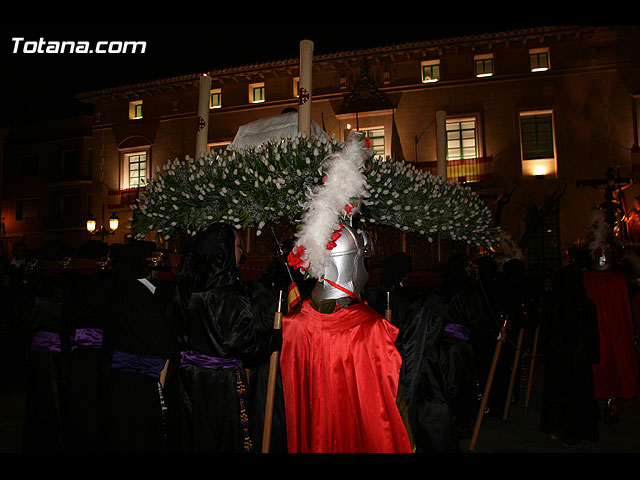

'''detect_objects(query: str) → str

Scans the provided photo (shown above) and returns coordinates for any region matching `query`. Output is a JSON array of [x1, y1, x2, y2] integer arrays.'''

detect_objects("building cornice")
[[76, 26, 615, 103]]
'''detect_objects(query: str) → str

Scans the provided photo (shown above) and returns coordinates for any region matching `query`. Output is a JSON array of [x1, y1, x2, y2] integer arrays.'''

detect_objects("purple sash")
[[444, 323, 471, 341], [111, 349, 167, 378], [71, 328, 103, 351], [31, 331, 61, 352], [179, 350, 242, 369]]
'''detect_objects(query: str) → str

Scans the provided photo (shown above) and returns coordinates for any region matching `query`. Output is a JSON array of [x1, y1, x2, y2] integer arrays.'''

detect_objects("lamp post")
[[87, 202, 119, 241]]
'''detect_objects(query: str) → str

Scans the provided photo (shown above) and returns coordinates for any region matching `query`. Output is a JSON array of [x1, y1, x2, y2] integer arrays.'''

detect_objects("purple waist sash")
[[111, 349, 167, 378], [180, 350, 242, 369], [71, 328, 103, 351], [31, 331, 61, 352], [444, 323, 471, 341]]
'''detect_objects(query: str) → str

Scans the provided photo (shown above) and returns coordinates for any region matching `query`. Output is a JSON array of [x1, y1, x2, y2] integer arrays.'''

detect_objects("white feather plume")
[[293, 134, 370, 278]]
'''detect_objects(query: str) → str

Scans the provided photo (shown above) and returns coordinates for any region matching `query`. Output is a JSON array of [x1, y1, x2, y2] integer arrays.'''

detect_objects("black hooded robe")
[[105, 241, 176, 453], [396, 255, 481, 453], [17, 267, 78, 452], [62, 266, 114, 452], [539, 265, 600, 445], [164, 223, 277, 453]]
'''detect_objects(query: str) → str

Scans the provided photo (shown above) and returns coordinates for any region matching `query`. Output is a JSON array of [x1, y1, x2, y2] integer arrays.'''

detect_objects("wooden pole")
[[436, 110, 447, 180], [298, 40, 314, 138], [524, 324, 540, 414], [469, 316, 508, 453], [262, 290, 284, 453], [385, 291, 392, 323], [502, 328, 525, 422]]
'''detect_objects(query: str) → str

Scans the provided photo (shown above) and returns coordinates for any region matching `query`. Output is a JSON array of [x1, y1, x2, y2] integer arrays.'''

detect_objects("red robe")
[[582, 269, 639, 399], [280, 298, 412, 453]]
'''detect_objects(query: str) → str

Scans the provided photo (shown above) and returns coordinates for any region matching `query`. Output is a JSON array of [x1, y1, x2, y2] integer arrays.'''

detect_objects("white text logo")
[[11, 37, 147, 54]]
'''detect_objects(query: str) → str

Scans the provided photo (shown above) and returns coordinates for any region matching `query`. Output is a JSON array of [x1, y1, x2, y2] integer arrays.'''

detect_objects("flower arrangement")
[[130, 132, 338, 240], [129, 132, 498, 255]]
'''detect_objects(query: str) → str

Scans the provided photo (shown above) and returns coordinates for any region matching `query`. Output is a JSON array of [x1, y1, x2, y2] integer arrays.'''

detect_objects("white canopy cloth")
[[230, 111, 329, 149]]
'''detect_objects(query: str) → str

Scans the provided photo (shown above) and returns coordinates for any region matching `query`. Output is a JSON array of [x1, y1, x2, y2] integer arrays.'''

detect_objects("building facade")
[[3, 26, 640, 272]]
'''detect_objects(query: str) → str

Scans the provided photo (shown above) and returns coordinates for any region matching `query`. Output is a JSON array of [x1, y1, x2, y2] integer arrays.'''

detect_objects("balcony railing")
[[408, 156, 494, 184], [108, 187, 143, 209]]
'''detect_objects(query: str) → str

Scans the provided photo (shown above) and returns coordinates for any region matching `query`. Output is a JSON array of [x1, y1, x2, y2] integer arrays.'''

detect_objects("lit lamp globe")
[[86, 216, 97, 234], [109, 213, 120, 232]]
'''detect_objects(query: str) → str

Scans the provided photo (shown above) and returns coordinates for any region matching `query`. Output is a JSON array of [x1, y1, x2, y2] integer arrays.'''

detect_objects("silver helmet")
[[311, 223, 373, 302]]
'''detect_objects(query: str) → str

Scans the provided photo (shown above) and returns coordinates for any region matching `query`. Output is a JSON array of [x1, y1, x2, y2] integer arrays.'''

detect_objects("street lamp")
[[87, 203, 119, 241]]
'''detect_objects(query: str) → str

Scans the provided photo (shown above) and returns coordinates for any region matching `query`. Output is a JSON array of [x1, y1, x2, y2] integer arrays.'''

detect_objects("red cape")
[[280, 298, 412, 453]]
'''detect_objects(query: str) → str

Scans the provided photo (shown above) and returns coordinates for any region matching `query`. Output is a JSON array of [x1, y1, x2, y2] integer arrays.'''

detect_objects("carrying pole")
[[469, 315, 508, 453], [262, 290, 284, 453], [298, 40, 314, 138], [524, 324, 540, 414], [502, 328, 525, 422]]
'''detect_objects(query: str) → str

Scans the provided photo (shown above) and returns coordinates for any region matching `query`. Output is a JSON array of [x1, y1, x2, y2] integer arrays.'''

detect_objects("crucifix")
[[576, 167, 637, 240]]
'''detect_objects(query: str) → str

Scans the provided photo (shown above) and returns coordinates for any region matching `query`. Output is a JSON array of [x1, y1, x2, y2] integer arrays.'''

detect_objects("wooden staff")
[[524, 324, 540, 414], [385, 291, 392, 323], [469, 316, 508, 453], [502, 327, 525, 422], [262, 290, 284, 453]]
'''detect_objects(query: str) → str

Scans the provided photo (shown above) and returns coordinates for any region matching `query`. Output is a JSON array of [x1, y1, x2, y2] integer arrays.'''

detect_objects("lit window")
[[126, 152, 147, 188], [129, 100, 143, 119], [362, 128, 385, 157], [519, 110, 557, 178], [446, 119, 478, 160], [249, 82, 265, 103], [474, 54, 494, 77], [529, 48, 550, 72], [209, 88, 222, 109], [421, 60, 440, 83]]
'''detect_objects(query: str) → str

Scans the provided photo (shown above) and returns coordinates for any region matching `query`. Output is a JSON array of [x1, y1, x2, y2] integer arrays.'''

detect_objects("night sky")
[[0, 23, 559, 126]]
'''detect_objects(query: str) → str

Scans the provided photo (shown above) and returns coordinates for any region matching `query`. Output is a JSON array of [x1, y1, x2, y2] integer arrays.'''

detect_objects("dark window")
[[19, 156, 38, 177], [62, 195, 76, 218], [16, 199, 38, 221], [521, 113, 554, 160], [527, 209, 561, 271], [63, 150, 77, 177]]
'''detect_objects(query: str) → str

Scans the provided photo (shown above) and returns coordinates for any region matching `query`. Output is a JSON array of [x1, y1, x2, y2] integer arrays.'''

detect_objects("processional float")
[[131, 39, 499, 453]]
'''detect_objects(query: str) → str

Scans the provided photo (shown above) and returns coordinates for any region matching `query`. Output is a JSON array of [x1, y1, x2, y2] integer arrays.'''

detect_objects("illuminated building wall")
[[3, 26, 640, 269]]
